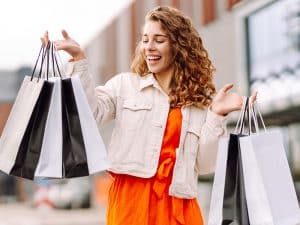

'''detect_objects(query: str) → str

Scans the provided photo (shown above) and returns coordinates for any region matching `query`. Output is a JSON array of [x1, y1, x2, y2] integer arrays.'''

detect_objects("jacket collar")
[[139, 73, 160, 91]]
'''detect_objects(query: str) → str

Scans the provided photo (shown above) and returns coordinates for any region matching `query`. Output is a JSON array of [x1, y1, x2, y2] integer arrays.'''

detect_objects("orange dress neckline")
[[106, 107, 204, 225]]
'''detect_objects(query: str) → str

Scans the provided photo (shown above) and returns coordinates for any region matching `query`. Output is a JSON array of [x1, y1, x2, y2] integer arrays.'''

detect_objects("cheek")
[[139, 44, 147, 58], [141, 47, 145, 57], [161, 45, 173, 63], [164, 51, 174, 65]]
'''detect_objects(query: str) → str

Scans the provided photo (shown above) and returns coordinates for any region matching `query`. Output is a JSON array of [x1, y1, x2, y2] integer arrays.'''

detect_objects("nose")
[[145, 40, 156, 51]]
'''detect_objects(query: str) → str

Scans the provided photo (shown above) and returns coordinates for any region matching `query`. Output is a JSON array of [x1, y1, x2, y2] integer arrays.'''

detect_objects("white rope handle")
[[53, 44, 66, 78], [234, 96, 248, 134], [254, 102, 267, 132], [248, 101, 267, 133], [251, 103, 259, 133], [41, 42, 50, 80], [248, 100, 258, 134]]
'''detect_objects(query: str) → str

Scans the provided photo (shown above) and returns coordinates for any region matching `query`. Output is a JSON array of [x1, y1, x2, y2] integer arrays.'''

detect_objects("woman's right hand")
[[41, 30, 86, 61]]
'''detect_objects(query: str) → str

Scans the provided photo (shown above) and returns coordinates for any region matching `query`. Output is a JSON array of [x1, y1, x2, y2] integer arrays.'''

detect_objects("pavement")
[[0, 203, 106, 225], [0, 182, 213, 225]]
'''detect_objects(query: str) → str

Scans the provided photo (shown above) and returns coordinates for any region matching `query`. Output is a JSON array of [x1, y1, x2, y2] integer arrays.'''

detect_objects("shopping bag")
[[239, 132, 274, 225], [61, 78, 89, 178], [209, 97, 300, 225], [208, 98, 251, 225], [0, 44, 48, 174], [222, 133, 250, 225], [34, 77, 62, 178], [1, 41, 109, 179], [208, 134, 250, 225], [10, 80, 54, 179], [9, 43, 58, 180], [35, 76, 109, 178], [240, 129, 300, 224], [71, 75, 109, 174], [208, 137, 229, 225], [239, 102, 300, 225]]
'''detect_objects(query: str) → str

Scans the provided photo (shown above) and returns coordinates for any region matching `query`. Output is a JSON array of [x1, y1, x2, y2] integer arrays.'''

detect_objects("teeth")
[[147, 56, 161, 60]]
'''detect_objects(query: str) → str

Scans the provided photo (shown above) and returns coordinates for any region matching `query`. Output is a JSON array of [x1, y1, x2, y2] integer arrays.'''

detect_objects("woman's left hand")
[[210, 84, 257, 116]]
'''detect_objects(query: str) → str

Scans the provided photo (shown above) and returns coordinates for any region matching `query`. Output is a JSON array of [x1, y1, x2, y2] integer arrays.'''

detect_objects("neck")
[[154, 70, 173, 95]]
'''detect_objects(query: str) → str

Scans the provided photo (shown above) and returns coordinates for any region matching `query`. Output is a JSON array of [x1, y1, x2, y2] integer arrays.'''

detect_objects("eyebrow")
[[142, 34, 168, 37]]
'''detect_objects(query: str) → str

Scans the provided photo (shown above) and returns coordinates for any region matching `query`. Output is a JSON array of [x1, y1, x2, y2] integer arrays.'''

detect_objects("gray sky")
[[0, 0, 133, 70]]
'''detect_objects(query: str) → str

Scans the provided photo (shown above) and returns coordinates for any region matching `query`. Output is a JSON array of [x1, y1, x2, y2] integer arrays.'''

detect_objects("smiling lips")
[[147, 55, 161, 64]]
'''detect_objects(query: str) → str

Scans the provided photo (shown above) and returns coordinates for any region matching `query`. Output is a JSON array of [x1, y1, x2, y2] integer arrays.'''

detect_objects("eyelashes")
[[142, 40, 165, 44]]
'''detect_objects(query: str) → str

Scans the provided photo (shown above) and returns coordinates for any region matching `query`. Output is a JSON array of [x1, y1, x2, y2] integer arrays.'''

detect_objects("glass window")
[[246, 0, 300, 106]]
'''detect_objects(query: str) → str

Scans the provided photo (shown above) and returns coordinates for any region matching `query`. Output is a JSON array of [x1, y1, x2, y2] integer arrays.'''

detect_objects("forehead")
[[143, 20, 167, 36]]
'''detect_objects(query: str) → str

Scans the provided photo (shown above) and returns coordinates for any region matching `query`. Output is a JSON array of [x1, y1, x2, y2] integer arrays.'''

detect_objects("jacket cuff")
[[65, 59, 89, 76], [206, 107, 227, 136]]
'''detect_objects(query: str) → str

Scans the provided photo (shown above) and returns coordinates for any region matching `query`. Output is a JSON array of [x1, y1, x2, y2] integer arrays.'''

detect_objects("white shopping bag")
[[240, 130, 300, 225], [239, 135, 274, 225], [207, 137, 229, 225], [71, 75, 109, 174], [0, 76, 44, 173], [35, 77, 62, 178]]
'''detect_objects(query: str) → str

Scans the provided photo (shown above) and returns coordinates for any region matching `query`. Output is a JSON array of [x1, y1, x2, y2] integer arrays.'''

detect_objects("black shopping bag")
[[9, 42, 55, 180], [222, 133, 250, 225], [222, 98, 250, 225], [208, 98, 251, 225], [61, 78, 89, 178], [10, 81, 54, 180]]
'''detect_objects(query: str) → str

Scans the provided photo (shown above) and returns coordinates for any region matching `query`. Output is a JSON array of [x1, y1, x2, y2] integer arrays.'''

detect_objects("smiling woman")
[[141, 22, 174, 84], [131, 7, 216, 109], [141, 21, 174, 94], [41, 5, 257, 225]]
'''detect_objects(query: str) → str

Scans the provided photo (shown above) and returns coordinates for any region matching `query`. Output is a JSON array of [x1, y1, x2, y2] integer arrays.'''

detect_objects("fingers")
[[221, 83, 234, 93], [53, 41, 67, 51], [53, 30, 70, 50], [62, 29, 70, 40], [40, 29, 69, 46], [249, 91, 258, 106], [40, 31, 49, 46]]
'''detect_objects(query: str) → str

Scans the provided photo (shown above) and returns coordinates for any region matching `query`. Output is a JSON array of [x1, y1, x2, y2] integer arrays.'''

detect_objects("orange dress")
[[106, 108, 204, 225]]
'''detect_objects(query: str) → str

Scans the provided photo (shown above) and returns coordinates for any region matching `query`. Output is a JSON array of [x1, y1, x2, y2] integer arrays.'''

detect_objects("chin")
[[147, 67, 161, 74]]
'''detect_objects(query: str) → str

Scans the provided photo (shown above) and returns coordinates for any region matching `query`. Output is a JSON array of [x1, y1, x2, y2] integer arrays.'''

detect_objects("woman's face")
[[142, 20, 174, 77]]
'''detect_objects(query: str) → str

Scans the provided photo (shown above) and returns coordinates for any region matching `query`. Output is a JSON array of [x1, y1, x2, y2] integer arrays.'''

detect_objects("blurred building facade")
[[0, 67, 31, 202], [0, 67, 31, 134]]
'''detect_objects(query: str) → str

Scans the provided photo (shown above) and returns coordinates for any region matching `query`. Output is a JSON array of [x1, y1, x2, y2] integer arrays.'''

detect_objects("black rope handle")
[[30, 44, 44, 81], [51, 42, 56, 77], [46, 41, 50, 80], [239, 97, 250, 135], [30, 41, 62, 81], [30, 42, 51, 81], [37, 41, 51, 81], [50, 42, 62, 78]]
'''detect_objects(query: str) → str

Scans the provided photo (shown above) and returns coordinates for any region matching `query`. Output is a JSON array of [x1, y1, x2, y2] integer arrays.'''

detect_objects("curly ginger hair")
[[131, 6, 216, 109]]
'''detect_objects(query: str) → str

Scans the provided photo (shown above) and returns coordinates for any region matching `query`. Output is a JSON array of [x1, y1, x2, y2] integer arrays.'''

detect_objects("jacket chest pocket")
[[121, 98, 152, 131]]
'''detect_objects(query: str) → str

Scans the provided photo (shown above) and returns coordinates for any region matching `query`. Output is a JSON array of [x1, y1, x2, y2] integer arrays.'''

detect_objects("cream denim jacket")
[[66, 59, 226, 199]]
